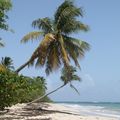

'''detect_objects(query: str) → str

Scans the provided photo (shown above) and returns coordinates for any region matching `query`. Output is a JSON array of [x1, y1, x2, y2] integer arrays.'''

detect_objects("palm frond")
[[55, 0, 83, 22], [63, 35, 90, 54], [61, 20, 89, 34], [63, 35, 90, 67], [63, 39, 81, 68], [28, 33, 56, 68], [54, 0, 83, 32], [45, 41, 61, 75], [21, 31, 43, 43], [70, 83, 80, 95], [32, 17, 53, 34], [0, 39, 4, 47], [0, 42, 4, 47], [1, 57, 14, 70]]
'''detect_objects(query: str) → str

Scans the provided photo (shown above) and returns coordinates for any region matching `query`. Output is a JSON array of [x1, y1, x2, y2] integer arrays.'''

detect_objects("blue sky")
[[0, 0, 120, 102]]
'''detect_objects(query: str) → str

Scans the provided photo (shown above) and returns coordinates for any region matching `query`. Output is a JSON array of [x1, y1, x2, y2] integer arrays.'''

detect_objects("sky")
[[0, 0, 120, 102]]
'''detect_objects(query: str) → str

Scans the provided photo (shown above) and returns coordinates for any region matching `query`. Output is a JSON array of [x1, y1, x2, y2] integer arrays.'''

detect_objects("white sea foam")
[[60, 103, 120, 119]]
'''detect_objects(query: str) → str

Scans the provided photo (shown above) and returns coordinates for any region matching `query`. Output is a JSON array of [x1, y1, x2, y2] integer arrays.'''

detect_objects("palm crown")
[[16, 0, 90, 74], [0, 57, 14, 72]]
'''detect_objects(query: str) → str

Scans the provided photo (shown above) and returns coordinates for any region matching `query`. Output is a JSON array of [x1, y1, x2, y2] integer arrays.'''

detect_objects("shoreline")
[[0, 103, 119, 120], [45, 103, 119, 120]]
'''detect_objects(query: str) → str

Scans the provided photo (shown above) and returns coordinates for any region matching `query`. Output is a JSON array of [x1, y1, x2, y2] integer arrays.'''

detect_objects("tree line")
[[0, 57, 51, 110]]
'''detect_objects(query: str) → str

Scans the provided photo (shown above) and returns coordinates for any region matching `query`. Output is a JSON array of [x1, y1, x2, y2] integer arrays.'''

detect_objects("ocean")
[[56, 102, 120, 118]]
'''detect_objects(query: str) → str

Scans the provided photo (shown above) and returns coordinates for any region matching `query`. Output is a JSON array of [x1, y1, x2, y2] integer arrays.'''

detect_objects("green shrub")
[[0, 71, 50, 110]]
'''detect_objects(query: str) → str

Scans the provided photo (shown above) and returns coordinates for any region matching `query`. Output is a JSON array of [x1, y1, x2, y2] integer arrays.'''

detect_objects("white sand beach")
[[0, 103, 119, 120]]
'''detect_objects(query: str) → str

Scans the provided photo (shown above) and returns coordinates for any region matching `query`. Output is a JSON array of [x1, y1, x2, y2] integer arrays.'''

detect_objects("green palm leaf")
[[45, 41, 61, 75], [54, 0, 88, 34], [63, 35, 90, 67], [70, 83, 80, 95], [63, 35, 90, 53], [0, 42, 4, 47], [32, 17, 53, 34], [28, 33, 56, 67], [1, 57, 14, 70], [55, 0, 83, 23], [61, 20, 89, 34], [21, 31, 44, 43]]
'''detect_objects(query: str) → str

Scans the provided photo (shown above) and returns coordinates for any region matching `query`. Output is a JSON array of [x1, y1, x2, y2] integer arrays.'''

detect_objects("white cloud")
[[46, 73, 63, 92], [84, 74, 95, 87], [80, 73, 95, 88]]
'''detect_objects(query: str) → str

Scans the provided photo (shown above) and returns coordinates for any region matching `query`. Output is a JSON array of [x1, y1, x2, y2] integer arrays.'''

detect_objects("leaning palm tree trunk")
[[15, 60, 30, 73], [27, 84, 66, 105]]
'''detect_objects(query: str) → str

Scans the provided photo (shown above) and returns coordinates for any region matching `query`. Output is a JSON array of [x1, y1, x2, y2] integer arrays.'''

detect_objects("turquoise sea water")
[[56, 102, 120, 118]]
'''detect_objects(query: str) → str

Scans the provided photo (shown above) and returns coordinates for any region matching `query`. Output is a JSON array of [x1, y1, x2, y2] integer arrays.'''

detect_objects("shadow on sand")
[[0, 103, 80, 120]]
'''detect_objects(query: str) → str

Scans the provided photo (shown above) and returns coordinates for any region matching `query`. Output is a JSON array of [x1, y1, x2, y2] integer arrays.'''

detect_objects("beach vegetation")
[[0, 57, 14, 70], [28, 65, 81, 104], [0, 57, 51, 110], [0, 0, 12, 31], [0, 0, 12, 46]]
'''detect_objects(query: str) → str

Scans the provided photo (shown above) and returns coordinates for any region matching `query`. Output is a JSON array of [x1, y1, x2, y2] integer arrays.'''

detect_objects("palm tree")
[[0, 0, 12, 44], [0, 57, 14, 70], [0, 0, 12, 31], [27, 65, 81, 104], [16, 0, 90, 74], [60, 65, 81, 94]]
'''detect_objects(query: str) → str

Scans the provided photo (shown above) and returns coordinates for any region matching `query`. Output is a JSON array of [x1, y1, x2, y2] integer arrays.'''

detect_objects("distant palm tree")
[[60, 65, 81, 94], [27, 65, 81, 104], [16, 0, 90, 74], [1, 57, 14, 70]]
